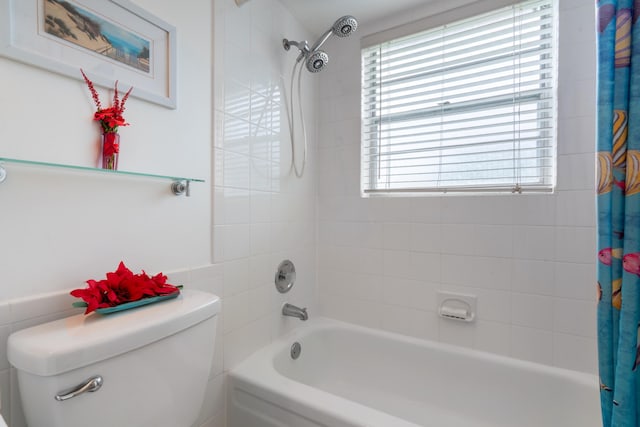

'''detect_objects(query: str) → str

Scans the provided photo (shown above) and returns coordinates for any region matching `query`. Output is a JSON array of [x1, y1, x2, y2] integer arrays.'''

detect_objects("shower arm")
[[309, 29, 333, 53], [282, 39, 310, 62]]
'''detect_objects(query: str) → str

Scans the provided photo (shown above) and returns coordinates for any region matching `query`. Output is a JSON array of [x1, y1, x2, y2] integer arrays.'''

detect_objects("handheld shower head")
[[332, 15, 358, 37], [308, 15, 359, 54], [305, 50, 329, 73]]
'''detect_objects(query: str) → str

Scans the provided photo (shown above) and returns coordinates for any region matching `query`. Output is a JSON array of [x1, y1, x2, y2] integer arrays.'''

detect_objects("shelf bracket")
[[171, 180, 191, 197], [0, 164, 6, 183]]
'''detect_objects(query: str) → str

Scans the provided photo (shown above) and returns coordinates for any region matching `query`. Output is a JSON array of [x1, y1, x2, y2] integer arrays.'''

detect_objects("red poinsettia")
[[80, 69, 133, 133], [71, 262, 180, 315]]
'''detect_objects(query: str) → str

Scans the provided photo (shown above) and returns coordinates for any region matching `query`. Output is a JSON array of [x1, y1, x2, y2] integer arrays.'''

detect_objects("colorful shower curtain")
[[597, 1, 640, 426]]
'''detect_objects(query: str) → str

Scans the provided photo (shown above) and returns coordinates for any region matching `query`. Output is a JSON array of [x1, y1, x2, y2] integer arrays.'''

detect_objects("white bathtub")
[[228, 318, 601, 427]]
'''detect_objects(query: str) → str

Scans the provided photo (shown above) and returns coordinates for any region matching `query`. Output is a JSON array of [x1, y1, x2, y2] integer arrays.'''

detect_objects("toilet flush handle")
[[55, 375, 103, 402]]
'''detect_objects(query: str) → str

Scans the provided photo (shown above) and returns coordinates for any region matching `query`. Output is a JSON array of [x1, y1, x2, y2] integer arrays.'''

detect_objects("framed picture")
[[0, 0, 177, 109]]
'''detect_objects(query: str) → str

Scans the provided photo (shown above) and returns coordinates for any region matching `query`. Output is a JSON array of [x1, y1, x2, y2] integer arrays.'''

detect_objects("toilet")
[[7, 289, 220, 427]]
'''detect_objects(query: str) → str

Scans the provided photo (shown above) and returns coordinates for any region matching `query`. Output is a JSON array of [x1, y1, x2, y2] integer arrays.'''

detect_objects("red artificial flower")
[[81, 69, 133, 134], [71, 262, 180, 315]]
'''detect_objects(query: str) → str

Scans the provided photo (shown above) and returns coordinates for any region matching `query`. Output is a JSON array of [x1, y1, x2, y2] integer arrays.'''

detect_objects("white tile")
[[354, 248, 384, 276], [223, 318, 271, 371], [222, 224, 251, 261], [555, 227, 596, 263], [557, 153, 596, 191], [439, 318, 475, 349], [250, 157, 272, 192], [247, 285, 271, 322], [511, 326, 553, 365], [553, 333, 598, 374], [195, 374, 226, 427], [222, 188, 250, 225], [512, 293, 554, 331], [441, 255, 512, 291], [223, 259, 250, 297], [512, 259, 555, 296], [381, 306, 434, 340], [223, 151, 251, 190], [410, 223, 442, 253], [557, 116, 596, 155], [166, 268, 190, 289], [410, 197, 442, 223], [250, 223, 270, 255], [513, 226, 556, 261], [557, 78, 596, 120], [250, 191, 271, 223], [224, 0, 251, 50], [8, 290, 76, 323], [191, 264, 223, 296], [0, 369, 9, 426], [0, 302, 10, 325], [473, 225, 514, 258], [384, 250, 441, 282], [553, 298, 597, 338], [441, 196, 513, 225], [382, 278, 436, 311], [474, 288, 511, 323], [381, 198, 416, 222], [223, 79, 251, 120], [512, 194, 557, 226], [558, 40, 596, 81], [213, 149, 225, 188], [554, 262, 595, 300], [474, 320, 511, 356], [320, 296, 384, 330], [440, 224, 476, 255], [249, 254, 273, 289], [222, 292, 249, 334], [222, 114, 251, 155], [382, 223, 412, 251], [0, 326, 11, 371], [213, 226, 225, 264], [558, 3, 595, 45], [555, 190, 595, 227], [210, 319, 224, 377]]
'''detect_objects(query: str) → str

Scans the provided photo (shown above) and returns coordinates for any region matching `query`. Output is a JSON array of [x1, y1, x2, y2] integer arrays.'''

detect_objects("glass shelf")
[[0, 157, 204, 196]]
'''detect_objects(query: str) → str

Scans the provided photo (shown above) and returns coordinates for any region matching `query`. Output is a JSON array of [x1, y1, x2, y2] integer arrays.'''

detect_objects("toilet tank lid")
[[8, 290, 220, 376]]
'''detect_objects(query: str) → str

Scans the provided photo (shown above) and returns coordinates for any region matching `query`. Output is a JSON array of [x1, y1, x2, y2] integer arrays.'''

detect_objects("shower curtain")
[[597, 1, 640, 425]]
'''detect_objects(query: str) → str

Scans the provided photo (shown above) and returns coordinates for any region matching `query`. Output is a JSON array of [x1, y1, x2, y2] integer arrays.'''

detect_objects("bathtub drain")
[[291, 342, 302, 359]]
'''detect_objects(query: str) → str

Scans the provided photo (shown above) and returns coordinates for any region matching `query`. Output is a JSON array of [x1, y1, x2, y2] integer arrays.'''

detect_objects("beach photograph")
[[43, 0, 150, 73]]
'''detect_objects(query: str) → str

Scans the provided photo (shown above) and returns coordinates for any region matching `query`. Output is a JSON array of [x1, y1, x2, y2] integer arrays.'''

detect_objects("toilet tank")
[[8, 290, 220, 427]]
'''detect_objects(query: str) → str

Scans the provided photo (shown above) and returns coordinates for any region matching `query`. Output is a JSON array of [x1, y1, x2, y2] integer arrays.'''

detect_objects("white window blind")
[[361, 0, 556, 195]]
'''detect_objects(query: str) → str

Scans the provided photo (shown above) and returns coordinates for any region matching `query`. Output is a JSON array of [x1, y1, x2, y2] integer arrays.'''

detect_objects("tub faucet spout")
[[282, 303, 308, 321]]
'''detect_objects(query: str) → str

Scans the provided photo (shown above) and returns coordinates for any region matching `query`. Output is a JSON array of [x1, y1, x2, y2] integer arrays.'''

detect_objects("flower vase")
[[101, 132, 120, 170]]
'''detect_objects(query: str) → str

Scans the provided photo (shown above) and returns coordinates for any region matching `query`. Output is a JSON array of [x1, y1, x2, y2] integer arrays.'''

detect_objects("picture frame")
[[0, 0, 177, 109]]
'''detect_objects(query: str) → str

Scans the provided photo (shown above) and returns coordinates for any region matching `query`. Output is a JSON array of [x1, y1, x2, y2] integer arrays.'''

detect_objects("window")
[[361, 0, 556, 195]]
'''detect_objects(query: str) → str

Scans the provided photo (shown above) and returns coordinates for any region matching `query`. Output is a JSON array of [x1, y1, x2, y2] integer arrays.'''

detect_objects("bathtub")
[[228, 318, 601, 427]]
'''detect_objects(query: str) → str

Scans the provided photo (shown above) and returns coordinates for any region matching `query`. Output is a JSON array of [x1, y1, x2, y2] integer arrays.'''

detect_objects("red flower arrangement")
[[71, 262, 181, 315], [80, 69, 133, 133]]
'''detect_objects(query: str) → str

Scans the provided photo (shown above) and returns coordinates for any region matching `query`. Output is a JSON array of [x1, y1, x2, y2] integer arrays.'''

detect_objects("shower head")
[[308, 15, 358, 54], [332, 15, 358, 37], [283, 15, 357, 73], [305, 50, 329, 73]]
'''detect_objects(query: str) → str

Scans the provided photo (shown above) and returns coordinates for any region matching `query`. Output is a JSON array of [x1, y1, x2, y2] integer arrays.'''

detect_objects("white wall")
[[0, 0, 224, 426], [0, 0, 319, 426], [317, 0, 598, 374]]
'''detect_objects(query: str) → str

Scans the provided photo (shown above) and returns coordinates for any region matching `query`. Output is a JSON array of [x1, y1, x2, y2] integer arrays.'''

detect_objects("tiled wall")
[[211, 0, 318, 425], [317, 0, 598, 374]]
